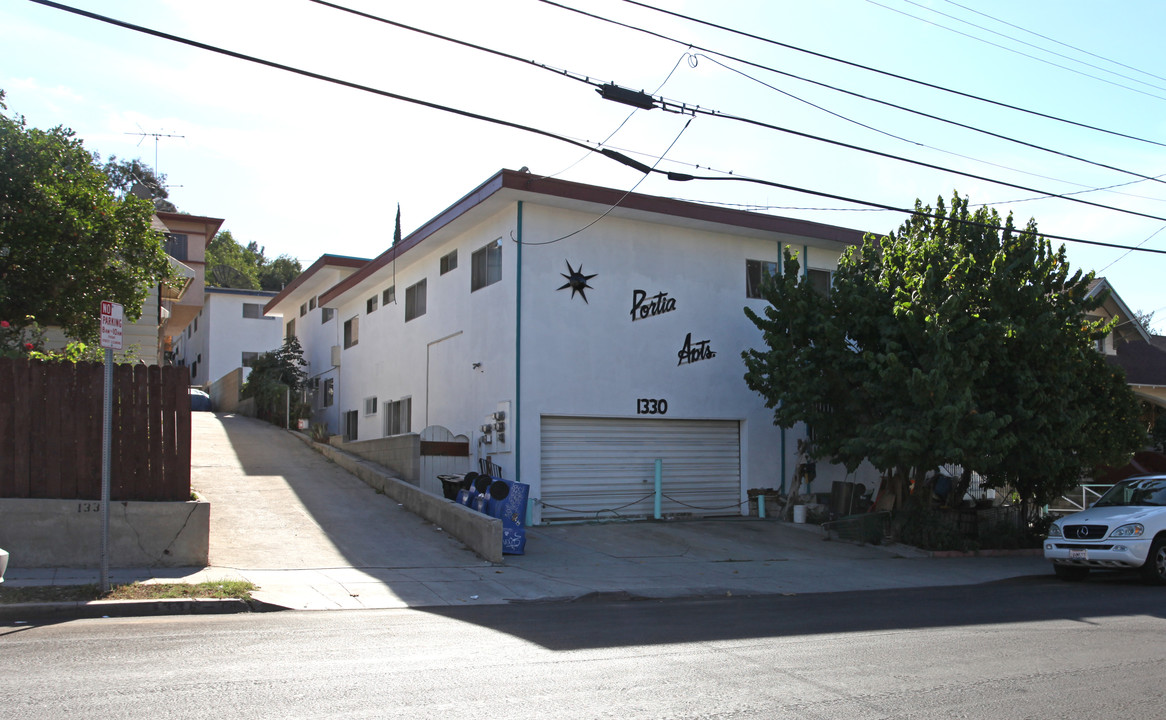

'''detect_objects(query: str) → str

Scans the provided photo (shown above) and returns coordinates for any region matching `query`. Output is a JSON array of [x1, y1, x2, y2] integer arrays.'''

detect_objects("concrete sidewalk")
[[0, 413, 1050, 618]]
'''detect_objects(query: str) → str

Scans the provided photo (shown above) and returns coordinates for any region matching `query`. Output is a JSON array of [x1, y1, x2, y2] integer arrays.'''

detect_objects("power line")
[[867, 0, 1166, 100], [608, 0, 1166, 148], [29, 0, 1166, 257], [939, 0, 1166, 86], [314, 0, 1166, 199]]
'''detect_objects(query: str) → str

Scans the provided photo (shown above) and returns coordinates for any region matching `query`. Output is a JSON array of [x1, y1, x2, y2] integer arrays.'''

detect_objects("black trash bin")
[[831, 481, 857, 515]]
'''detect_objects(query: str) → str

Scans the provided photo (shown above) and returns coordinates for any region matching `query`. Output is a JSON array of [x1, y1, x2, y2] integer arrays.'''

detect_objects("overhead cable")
[[607, 0, 1166, 148], [28, 0, 1166, 256]]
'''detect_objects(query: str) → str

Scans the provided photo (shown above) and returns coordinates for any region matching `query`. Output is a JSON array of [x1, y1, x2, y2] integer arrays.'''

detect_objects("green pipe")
[[516, 201, 524, 492], [654, 458, 662, 520], [758, 494, 767, 519]]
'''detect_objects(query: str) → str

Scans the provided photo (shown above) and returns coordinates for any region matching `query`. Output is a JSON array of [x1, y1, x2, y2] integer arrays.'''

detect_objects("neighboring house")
[[261, 254, 369, 431], [155, 211, 225, 366], [1089, 278, 1166, 409], [265, 169, 879, 523], [172, 287, 284, 388], [43, 211, 223, 365]]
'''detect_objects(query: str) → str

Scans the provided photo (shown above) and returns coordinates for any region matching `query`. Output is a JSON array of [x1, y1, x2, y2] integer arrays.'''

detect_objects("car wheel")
[[1140, 538, 1166, 585], [1053, 564, 1089, 581]]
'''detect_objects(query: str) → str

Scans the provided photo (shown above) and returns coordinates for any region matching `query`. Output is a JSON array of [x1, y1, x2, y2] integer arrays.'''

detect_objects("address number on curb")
[[78, 502, 101, 513], [636, 398, 668, 415]]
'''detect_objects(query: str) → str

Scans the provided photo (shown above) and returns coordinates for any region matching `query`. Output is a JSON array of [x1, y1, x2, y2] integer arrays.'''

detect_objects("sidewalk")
[[0, 413, 1050, 619]]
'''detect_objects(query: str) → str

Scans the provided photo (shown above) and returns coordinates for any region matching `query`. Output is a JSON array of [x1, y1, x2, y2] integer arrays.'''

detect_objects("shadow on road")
[[416, 578, 1166, 651]]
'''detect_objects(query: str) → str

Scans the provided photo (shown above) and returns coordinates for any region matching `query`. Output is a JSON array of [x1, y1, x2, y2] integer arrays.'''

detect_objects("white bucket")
[[792, 505, 807, 524]]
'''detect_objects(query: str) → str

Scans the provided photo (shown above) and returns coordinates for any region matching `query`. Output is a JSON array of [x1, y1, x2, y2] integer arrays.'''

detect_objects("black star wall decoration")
[[557, 260, 597, 303]]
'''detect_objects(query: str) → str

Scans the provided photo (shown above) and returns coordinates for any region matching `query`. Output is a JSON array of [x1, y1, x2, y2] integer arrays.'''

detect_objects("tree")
[[241, 335, 308, 427], [205, 230, 301, 291], [393, 203, 402, 246], [101, 155, 177, 212], [0, 90, 173, 344], [742, 193, 1144, 511]]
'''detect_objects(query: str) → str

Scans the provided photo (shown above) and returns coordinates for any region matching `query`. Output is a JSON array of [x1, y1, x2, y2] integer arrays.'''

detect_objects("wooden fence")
[[0, 359, 190, 501]]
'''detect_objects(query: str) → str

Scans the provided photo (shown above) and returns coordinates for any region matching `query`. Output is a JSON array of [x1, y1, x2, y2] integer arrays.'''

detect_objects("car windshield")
[[1093, 478, 1166, 507]]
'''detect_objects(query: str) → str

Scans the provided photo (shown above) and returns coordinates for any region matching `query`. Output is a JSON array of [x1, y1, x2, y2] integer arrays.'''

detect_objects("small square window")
[[440, 250, 458, 275], [321, 307, 335, 323], [299, 303, 308, 317], [384, 397, 412, 436], [364, 396, 378, 415], [367, 295, 378, 314], [745, 259, 778, 299], [286, 318, 296, 339], [309, 296, 317, 310], [242, 303, 262, 319], [383, 286, 395, 306], [807, 268, 832, 297], [242, 351, 259, 368]]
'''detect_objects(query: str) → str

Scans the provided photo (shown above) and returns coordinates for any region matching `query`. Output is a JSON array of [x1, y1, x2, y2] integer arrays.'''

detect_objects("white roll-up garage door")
[[539, 415, 742, 521]]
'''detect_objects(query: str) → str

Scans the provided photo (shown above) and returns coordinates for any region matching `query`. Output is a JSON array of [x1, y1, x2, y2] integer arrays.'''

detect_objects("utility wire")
[[901, 0, 1166, 94], [610, 0, 1166, 148], [940, 0, 1166, 86], [316, 0, 1166, 195], [868, 0, 1166, 100], [29, 0, 1166, 256]]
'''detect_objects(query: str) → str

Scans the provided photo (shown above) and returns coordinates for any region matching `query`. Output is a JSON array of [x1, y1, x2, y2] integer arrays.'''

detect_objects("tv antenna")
[[124, 129, 184, 181]]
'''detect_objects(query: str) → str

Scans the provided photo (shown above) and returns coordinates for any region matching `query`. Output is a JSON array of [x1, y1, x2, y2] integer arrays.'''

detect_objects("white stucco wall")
[[177, 288, 282, 388], [320, 196, 879, 512]]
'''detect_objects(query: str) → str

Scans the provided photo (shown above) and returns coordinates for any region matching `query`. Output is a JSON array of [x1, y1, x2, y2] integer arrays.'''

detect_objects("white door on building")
[[538, 416, 742, 521]]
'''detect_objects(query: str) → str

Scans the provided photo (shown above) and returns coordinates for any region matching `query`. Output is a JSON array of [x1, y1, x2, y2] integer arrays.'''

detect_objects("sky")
[[3, 0, 1165, 329]]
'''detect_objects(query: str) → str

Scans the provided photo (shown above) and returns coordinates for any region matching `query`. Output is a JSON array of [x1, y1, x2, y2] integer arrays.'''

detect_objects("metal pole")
[[285, 385, 290, 429], [654, 459, 662, 520], [100, 348, 113, 593]]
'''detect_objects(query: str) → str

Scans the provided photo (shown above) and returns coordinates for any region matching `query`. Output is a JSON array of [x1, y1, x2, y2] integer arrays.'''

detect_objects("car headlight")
[[1047, 524, 1063, 538], [1109, 524, 1145, 538]]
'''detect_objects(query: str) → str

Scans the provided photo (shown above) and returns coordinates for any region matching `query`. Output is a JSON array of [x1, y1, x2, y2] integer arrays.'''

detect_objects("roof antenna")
[[124, 128, 185, 186]]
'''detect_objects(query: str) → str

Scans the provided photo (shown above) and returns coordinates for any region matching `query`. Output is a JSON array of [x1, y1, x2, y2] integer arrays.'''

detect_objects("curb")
[[926, 548, 1044, 558], [0, 596, 279, 623]]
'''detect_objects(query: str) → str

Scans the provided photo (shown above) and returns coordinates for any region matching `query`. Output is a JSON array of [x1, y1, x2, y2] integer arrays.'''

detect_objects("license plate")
[[1069, 549, 1087, 560]]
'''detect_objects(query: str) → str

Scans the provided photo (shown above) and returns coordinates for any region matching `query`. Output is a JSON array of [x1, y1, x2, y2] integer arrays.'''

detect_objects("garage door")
[[539, 416, 742, 521]]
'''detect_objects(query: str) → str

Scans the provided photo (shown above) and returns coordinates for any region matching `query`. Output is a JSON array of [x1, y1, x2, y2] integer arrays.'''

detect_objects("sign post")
[[98, 301, 123, 593]]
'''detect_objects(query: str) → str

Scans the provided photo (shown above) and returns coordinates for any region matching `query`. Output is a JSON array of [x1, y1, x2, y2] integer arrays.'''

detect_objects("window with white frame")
[[367, 295, 378, 314], [471, 238, 502, 292], [321, 307, 335, 323], [343, 316, 359, 349], [242, 303, 263, 319], [745, 259, 779, 299], [807, 268, 832, 297], [405, 279, 427, 322], [384, 397, 412, 436], [440, 250, 458, 275], [364, 396, 378, 415]]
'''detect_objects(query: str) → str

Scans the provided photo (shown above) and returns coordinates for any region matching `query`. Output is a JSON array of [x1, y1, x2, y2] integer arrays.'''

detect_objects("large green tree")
[[0, 91, 173, 343], [241, 335, 308, 427], [742, 193, 1144, 509]]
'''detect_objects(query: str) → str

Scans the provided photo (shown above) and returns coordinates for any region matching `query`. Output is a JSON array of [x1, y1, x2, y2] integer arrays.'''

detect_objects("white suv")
[[1045, 475, 1166, 583]]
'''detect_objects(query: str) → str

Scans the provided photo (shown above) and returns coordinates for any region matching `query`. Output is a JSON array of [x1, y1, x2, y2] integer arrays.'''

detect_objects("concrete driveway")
[[191, 413, 1049, 610]]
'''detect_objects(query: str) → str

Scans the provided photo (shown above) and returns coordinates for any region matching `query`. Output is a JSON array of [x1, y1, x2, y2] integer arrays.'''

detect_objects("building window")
[[286, 318, 296, 339], [440, 250, 458, 275], [242, 303, 262, 319], [405, 279, 427, 322], [343, 410, 358, 442], [309, 296, 317, 311], [807, 268, 832, 297], [323, 378, 334, 407], [299, 303, 308, 317], [193, 317, 198, 332], [385, 397, 412, 436], [471, 239, 502, 292], [343, 316, 359, 349], [242, 351, 259, 368], [163, 233, 188, 261], [321, 307, 335, 323], [383, 286, 395, 305], [364, 396, 378, 415], [367, 295, 378, 314], [746, 259, 778, 299]]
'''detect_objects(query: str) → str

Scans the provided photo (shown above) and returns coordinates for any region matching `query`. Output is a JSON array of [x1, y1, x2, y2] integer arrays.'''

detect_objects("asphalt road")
[[4, 576, 1164, 719]]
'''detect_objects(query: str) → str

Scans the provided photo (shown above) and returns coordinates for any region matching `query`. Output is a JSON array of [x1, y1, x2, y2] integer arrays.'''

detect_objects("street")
[[4, 577, 1164, 719]]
